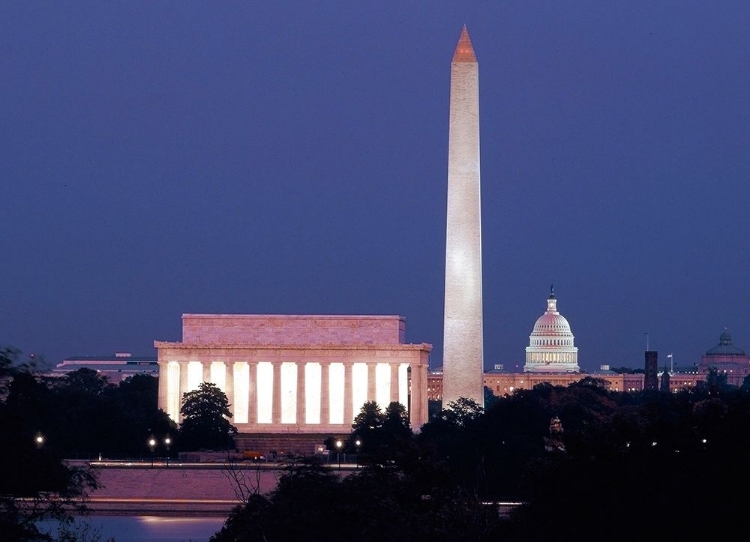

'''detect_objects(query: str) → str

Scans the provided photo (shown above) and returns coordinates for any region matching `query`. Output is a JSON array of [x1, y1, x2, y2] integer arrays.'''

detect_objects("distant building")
[[428, 365, 708, 402], [52, 352, 158, 383], [430, 368, 648, 402], [644, 351, 659, 390], [524, 287, 579, 373], [697, 330, 750, 386], [429, 334, 750, 403]]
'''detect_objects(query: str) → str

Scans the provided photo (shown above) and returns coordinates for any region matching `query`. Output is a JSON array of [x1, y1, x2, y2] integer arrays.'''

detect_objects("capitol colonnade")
[[155, 315, 431, 434]]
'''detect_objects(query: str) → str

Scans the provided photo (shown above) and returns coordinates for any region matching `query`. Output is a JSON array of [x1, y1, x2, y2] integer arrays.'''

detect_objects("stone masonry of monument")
[[442, 25, 485, 408], [156, 314, 431, 436]]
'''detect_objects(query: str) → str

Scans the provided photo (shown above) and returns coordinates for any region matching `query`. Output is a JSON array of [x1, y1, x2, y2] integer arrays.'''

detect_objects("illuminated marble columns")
[[158, 353, 431, 431], [155, 315, 432, 432]]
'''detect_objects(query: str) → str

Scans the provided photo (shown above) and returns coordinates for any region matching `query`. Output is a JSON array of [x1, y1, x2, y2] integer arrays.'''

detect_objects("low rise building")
[[52, 352, 158, 383]]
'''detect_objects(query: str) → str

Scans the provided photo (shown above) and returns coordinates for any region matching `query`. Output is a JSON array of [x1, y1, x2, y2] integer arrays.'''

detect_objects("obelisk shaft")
[[442, 26, 484, 408]]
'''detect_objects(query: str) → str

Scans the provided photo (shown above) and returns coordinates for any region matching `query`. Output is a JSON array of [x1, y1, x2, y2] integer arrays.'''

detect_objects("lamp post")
[[35, 433, 45, 449], [336, 440, 342, 470], [164, 437, 171, 467], [148, 438, 156, 468], [355, 439, 361, 469]]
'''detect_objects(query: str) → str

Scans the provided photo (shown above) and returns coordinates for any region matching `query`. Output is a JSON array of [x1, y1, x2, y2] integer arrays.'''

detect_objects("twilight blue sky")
[[2, 2, 749, 371]]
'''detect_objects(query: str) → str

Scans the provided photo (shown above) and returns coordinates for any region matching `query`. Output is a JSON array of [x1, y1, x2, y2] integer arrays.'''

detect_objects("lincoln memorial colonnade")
[[156, 314, 432, 434]]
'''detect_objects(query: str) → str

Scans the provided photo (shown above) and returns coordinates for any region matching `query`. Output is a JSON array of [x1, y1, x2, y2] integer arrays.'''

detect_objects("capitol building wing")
[[524, 289, 580, 373], [155, 314, 431, 434]]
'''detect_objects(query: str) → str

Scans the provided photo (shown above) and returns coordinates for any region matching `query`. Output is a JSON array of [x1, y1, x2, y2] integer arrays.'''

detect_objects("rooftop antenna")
[[645, 332, 650, 351]]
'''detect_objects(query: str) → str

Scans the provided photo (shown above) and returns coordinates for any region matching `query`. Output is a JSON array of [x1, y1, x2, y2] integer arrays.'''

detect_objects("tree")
[[210, 455, 504, 542], [418, 397, 488, 497], [179, 382, 237, 451], [54, 368, 112, 397], [350, 401, 384, 454], [484, 385, 500, 409], [440, 397, 484, 427], [108, 375, 176, 457], [382, 402, 410, 436], [348, 401, 414, 465], [0, 347, 100, 542], [45, 369, 118, 457], [699, 366, 732, 395]]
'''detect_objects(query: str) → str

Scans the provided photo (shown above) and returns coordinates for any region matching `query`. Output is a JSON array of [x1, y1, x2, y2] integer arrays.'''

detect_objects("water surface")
[[38, 515, 227, 542]]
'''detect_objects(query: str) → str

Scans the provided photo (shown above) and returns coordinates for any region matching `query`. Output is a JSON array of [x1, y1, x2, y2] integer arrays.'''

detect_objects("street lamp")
[[164, 437, 172, 467], [148, 438, 156, 467], [336, 440, 343, 470], [355, 439, 361, 469], [35, 433, 45, 449]]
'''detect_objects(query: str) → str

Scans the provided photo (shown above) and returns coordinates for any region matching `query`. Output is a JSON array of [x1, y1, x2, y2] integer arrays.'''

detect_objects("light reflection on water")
[[38, 515, 227, 542]]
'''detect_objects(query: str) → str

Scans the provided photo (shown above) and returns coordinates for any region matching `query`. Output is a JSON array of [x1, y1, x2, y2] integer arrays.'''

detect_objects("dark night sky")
[[2, 2, 749, 372]]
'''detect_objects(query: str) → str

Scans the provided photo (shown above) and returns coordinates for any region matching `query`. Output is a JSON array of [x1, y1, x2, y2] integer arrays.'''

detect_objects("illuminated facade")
[[524, 288, 579, 373], [428, 369, 702, 402], [442, 25, 485, 408], [697, 330, 750, 386], [52, 352, 158, 383], [155, 314, 431, 434]]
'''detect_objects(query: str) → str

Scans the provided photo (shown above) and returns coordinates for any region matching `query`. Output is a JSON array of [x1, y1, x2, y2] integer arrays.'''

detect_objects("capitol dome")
[[524, 287, 580, 373]]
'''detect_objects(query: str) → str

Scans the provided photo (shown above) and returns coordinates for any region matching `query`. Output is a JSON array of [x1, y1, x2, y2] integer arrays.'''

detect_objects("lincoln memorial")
[[155, 314, 432, 435]]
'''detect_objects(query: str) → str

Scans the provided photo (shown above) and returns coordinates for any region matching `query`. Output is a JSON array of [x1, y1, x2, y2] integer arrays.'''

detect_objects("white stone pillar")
[[409, 362, 429, 429], [157, 361, 168, 413], [320, 362, 330, 425], [296, 361, 306, 425], [367, 363, 376, 402], [390, 362, 399, 405], [249, 362, 257, 425], [344, 362, 353, 425], [225, 361, 235, 413], [272, 361, 282, 425], [202, 361, 211, 383], [178, 361, 189, 423]]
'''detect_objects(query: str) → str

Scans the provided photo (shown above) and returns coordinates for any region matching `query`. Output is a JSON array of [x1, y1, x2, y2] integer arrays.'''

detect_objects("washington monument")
[[442, 25, 485, 408]]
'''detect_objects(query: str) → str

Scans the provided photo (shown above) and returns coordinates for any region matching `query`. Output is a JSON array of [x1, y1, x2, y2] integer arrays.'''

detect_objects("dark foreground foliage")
[[214, 372, 750, 541], [0, 348, 102, 542], [211, 456, 504, 542]]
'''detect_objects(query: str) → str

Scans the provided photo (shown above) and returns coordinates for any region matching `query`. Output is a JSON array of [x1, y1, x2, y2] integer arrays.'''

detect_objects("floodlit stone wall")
[[182, 314, 406, 346]]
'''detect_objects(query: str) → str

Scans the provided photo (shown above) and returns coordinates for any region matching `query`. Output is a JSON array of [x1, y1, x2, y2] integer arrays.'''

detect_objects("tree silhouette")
[[179, 382, 237, 451]]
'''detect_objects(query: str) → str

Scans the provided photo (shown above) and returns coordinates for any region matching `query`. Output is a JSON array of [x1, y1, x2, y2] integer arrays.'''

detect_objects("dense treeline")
[[2, 366, 175, 460], [1, 348, 176, 541], [213, 372, 750, 542], [4, 344, 750, 541]]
